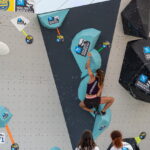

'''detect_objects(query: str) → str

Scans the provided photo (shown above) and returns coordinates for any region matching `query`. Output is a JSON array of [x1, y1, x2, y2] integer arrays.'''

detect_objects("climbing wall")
[[0, 0, 150, 150], [39, 0, 121, 148], [0, 11, 72, 150]]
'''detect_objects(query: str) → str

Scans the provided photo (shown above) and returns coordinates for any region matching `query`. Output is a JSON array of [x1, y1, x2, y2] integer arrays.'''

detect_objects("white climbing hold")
[[0, 41, 10, 55]]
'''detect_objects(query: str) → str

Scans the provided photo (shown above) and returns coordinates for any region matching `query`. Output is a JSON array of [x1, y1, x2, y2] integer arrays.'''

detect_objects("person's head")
[[78, 130, 96, 150], [111, 130, 123, 149], [96, 69, 105, 86]]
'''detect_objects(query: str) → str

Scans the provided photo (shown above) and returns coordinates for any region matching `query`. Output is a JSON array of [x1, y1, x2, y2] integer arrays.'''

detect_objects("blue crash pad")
[[0, 106, 12, 128], [78, 76, 111, 139], [38, 9, 69, 29], [71, 28, 101, 78]]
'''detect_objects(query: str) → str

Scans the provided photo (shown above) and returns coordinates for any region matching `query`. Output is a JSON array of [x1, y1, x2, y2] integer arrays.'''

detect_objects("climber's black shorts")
[[84, 97, 101, 109]]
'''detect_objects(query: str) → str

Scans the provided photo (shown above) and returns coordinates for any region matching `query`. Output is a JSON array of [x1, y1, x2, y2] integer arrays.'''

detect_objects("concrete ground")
[[0, 0, 149, 150], [0, 12, 72, 150], [96, 0, 150, 149]]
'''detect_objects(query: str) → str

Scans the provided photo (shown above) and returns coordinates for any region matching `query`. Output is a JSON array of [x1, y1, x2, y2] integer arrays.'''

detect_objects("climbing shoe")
[[101, 111, 106, 115]]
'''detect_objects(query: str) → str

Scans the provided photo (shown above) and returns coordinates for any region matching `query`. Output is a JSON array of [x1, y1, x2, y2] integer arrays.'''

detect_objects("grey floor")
[[96, 0, 150, 149], [0, 0, 150, 150], [0, 12, 72, 150]]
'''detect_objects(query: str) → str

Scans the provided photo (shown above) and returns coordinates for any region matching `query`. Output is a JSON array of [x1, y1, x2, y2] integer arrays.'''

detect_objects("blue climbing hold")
[[56, 39, 60, 42], [48, 16, 53, 21], [38, 9, 69, 29], [75, 46, 83, 54], [0, 106, 13, 128], [11, 143, 19, 150], [71, 28, 101, 78], [17, 18, 22, 22]]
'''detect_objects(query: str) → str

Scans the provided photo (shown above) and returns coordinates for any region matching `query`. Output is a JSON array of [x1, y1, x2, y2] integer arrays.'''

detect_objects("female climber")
[[75, 130, 99, 150], [79, 52, 114, 115], [107, 130, 146, 150]]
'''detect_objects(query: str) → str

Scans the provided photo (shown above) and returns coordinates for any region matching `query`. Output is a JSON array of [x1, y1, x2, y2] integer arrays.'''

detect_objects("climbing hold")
[[56, 35, 64, 42], [97, 41, 111, 53], [17, 18, 26, 25], [25, 35, 33, 44], [48, 16, 59, 25], [38, 9, 69, 29], [75, 39, 90, 56], [0, 41, 10, 55], [48, 16, 54, 22], [50, 147, 61, 150], [92, 104, 111, 139], [71, 28, 101, 78], [11, 143, 19, 150], [0, 106, 12, 128]]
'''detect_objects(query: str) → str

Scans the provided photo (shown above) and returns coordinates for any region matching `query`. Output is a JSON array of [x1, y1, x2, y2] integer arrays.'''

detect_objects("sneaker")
[[139, 132, 146, 140]]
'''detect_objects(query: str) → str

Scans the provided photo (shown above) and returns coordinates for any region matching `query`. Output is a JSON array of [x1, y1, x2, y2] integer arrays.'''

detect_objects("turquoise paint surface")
[[50, 147, 61, 150], [92, 104, 111, 139], [71, 28, 101, 78], [0, 106, 12, 128], [78, 76, 111, 139], [89, 50, 101, 76], [38, 9, 69, 29]]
